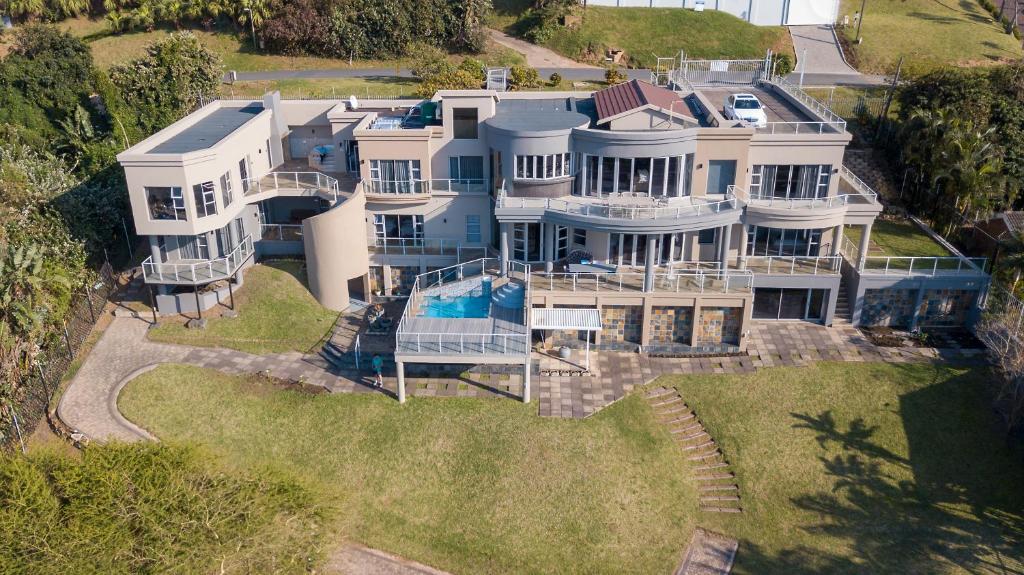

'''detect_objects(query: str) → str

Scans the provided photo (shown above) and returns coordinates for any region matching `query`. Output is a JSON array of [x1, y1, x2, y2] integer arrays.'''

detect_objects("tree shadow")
[[749, 363, 1024, 573]]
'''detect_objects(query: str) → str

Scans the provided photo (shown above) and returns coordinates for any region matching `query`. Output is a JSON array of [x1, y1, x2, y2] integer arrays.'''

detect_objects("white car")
[[724, 93, 768, 128]]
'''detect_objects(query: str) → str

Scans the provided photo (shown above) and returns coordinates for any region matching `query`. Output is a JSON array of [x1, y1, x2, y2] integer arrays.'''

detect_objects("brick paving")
[[675, 528, 739, 575]]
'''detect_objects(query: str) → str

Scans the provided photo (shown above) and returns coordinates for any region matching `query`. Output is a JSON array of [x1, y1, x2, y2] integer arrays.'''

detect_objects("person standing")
[[371, 354, 384, 388]]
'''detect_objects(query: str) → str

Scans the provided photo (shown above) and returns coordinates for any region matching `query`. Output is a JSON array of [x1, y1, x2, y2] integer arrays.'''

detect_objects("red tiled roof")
[[1003, 211, 1024, 234], [593, 79, 682, 122]]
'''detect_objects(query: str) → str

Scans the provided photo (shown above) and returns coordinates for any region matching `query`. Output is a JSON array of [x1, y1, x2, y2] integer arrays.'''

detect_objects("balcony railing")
[[764, 77, 847, 134], [365, 179, 488, 196], [838, 166, 880, 204], [840, 235, 987, 276], [395, 332, 531, 356], [243, 172, 340, 203], [530, 269, 753, 295], [497, 188, 739, 220], [369, 237, 488, 260], [261, 224, 303, 241], [740, 255, 841, 275], [142, 235, 254, 284]]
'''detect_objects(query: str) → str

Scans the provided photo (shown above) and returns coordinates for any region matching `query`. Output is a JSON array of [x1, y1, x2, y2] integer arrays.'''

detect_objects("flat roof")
[[148, 104, 264, 154], [700, 86, 813, 124], [532, 308, 602, 331], [487, 98, 590, 132]]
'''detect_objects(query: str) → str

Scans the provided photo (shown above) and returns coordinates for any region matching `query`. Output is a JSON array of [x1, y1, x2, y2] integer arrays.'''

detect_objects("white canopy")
[[531, 308, 602, 332]]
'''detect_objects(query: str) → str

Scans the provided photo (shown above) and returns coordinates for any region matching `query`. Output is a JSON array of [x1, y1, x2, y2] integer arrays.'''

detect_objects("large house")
[[116, 63, 989, 395]]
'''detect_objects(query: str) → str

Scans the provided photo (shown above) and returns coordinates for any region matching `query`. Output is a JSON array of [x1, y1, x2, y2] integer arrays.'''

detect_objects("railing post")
[[933, 258, 938, 276]]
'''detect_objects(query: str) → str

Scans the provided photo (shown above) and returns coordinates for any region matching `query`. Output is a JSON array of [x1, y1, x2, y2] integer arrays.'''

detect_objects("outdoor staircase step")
[[700, 495, 741, 503], [699, 484, 739, 492], [670, 422, 704, 434], [677, 431, 710, 442], [696, 472, 735, 481], [644, 387, 676, 399], [688, 450, 722, 461], [663, 413, 697, 425], [656, 405, 691, 416], [694, 462, 730, 471], [650, 397, 685, 408], [700, 505, 743, 513], [681, 440, 716, 452]]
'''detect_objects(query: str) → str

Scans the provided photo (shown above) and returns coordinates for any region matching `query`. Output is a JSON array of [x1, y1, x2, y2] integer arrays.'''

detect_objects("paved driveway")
[[790, 24, 859, 76]]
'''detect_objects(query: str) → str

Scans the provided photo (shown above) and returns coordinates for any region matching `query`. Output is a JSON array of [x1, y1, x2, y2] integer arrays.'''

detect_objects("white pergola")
[[530, 308, 602, 370]]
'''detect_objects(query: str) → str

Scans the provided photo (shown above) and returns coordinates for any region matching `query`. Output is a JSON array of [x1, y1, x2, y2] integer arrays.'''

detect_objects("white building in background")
[[585, 0, 840, 26]]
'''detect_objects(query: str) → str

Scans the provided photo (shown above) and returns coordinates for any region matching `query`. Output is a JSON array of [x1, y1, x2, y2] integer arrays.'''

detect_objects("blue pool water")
[[421, 279, 492, 318]]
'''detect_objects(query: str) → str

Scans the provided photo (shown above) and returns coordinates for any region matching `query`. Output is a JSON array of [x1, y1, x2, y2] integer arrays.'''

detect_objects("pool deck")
[[400, 303, 526, 337]]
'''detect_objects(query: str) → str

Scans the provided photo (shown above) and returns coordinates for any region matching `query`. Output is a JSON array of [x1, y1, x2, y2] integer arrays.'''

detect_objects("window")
[[573, 227, 587, 246], [750, 165, 831, 199], [220, 172, 233, 207], [698, 228, 717, 244], [466, 215, 481, 243], [265, 139, 273, 168], [146, 187, 186, 221], [373, 214, 424, 241], [452, 108, 478, 139], [192, 181, 217, 218], [234, 218, 245, 245], [369, 160, 422, 193], [514, 153, 572, 180], [555, 225, 569, 259], [156, 236, 168, 262], [238, 157, 251, 192], [176, 234, 210, 260], [449, 156, 484, 181], [745, 225, 823, 257]]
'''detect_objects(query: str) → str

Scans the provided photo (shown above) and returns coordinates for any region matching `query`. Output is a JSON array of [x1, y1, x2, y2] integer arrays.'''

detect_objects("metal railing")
[[530, 269, 753, 294], [261, 224, 303, 241], [756, 121, 844, 135], [365, 179, 488, 196], [740, 255, 842, 275], [142, 235, 254, 284], [744, 190, 851, 209], [496, 188, 739, 220], [243, 172, 340, 203], [840, 234, 987, 276], [839, 166, 880, 204], [674, 58, 769, 87], [395, 332, 531, 356], [369, 237, 487, 260], [767, 76, 847, 133]]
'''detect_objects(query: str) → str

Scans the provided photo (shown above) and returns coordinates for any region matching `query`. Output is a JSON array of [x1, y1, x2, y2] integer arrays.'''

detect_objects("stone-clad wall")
[[695, 307, 741, 346], [919, 289, 974, 327], [549, 304, 595, 347], [368, 266, 384, 295], [861, 288, 916, 328], [601, 305, 643, 344], [390, 266, 418, 296], [650, 306, 694, 345]]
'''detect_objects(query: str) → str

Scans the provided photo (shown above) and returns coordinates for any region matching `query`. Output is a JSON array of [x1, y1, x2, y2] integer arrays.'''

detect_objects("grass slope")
[[844, 219, 951, 258], [665, 362, 1024, 574], [839, 0, 1022, 75], [147, 262, 337, 354], [119, 365, 699, 575]]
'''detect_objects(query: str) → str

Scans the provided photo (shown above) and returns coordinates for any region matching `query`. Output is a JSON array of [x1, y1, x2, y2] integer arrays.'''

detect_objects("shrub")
[[772, 53, 794, 77], [459, 57, 486, 82], [549, 72, 562, 87], [604, 66, 627, 85], [509, 65, 542, 90]]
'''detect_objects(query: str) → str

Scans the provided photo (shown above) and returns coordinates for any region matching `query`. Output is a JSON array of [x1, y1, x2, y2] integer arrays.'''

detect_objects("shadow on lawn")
[[745, 363, 1024, 574]]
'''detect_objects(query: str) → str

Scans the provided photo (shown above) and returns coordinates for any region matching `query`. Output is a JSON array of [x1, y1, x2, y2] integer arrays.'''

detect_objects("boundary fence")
[[1, 262, 117, 452]]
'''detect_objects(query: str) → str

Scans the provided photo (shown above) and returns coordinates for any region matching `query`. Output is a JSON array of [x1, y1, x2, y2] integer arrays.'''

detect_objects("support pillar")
[[910, 285, 926, 330], [523, 357, 531, 404], [643, 234, 657, 292], [396, 360, 406, 404], [738, 225, 749, 269], [544, 223, 554, 272], [690, 299, 702, 347], [857, 222, 873, 271], [832, 224, 844, 257], [719, 224, 733, 274], [499, 223, 510, 276]]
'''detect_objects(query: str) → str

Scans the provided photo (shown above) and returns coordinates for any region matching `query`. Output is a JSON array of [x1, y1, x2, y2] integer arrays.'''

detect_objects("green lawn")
[[665, 362, 1024, 574], [510, 6, 792, 69], [119, 365, 699, 575], [147, 261, 337, 354], [845, 219, 952, 258], [226, 77, 422, 100], [839, 0, 1022, 75], [56, 16, 524, 71]]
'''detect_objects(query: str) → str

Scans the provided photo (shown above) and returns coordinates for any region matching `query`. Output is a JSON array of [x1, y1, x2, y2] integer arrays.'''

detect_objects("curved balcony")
[[495, 187, 743, 234], [242, 171, 342, 203], [142, 235, 254, 285], [737, 180, 881, 229], [364, 179, 488, 203]]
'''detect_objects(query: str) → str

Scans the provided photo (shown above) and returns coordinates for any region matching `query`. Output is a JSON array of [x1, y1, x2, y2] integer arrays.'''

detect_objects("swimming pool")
[[420, 278, 492, 318]]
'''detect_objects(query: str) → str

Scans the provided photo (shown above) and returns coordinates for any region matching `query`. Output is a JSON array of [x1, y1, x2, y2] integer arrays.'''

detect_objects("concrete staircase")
[[491, 282, 525, 309], [833, 279, 853, 326], [645, 387, 742, 514]]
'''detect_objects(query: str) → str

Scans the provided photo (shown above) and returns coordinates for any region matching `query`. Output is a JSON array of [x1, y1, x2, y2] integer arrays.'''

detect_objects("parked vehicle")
[[724, 93, 767, 128]]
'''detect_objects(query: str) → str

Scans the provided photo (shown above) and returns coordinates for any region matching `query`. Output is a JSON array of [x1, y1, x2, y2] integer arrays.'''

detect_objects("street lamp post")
[[855, 0, 867, 43], [243, 7, 256, 50]]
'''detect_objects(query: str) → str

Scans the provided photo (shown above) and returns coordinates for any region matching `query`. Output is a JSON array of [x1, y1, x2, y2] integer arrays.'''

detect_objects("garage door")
[[785, 0, 838, 25]]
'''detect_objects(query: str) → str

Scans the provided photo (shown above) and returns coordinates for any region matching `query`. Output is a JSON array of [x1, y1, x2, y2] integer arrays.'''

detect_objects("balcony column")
[[643, 234, 657, 293], [148, 236, 163, 264], [544, 223, 555, 273], [719, 224, 733, 274], [738, 225, 749, 269], [396, 360, 406, 404], [857, 222, 873, 271], [523, 355, 531, 404], [832, 224, 844, 257], [499, 223, 510, 276]]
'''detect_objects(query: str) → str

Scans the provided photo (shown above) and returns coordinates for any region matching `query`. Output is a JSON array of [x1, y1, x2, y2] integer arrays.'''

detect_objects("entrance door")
[[754, 288, 828, 321], [706, 160, 737, 196]]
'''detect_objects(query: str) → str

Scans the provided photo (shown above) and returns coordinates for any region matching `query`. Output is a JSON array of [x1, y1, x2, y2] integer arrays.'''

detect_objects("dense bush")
[[0, 443, 329, 574], [509, 64, 541, 89], [772, 53, 793, 77], [604, 66, 626, 85]]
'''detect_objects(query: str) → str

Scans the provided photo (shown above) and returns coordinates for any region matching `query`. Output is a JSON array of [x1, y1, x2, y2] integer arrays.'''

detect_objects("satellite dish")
[[348, 95, 359, 110]]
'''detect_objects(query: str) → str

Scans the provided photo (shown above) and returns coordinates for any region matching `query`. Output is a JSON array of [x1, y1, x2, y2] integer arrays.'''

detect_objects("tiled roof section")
[[1003, 211, 1024, 233], [593, 79, 681, 121]]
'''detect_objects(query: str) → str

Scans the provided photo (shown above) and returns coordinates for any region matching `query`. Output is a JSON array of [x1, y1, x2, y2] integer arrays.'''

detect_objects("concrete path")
[[789, 25, 859, 76], [676, 528, 739, 575], [487, 28, 599, 69], [325, 544, 452, 575]]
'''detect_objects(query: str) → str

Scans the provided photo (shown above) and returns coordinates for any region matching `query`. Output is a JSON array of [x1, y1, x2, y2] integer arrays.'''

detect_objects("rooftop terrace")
[[148, 104, 263, 154]]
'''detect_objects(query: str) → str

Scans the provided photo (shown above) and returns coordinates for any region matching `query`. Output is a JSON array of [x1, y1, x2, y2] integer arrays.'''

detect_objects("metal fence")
[[1, 262, 117, 452], [673, 57, 769, 87]]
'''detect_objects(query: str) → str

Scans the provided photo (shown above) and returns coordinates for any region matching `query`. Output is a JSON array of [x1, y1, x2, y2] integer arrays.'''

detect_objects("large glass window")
[[579, 154, 694, 196], [452, 108, 478, 139], [512, 223, 542, 261], [175, 234, 210, 260], [746, 226, 823, 257], [750, 165, 831, 199], [238, 156, 251, 193], [370, 160, 422, 193], [449, 156, 484, 181], [220, 172, 233, 207], [192, 181, 217, 218], [466, 214, 481, 243], [146, 187, 186, 221], [753, 288, 828, 321], [515, 153, 572, 180], [373, 214, 423, 241]]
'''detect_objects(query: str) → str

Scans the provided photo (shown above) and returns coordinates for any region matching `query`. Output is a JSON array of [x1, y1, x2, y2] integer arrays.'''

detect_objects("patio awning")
[[530, 308, 602, 331]]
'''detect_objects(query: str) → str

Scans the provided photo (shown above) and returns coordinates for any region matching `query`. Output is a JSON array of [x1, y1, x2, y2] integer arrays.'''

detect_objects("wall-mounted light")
[[697, 163, 704, 170], [443, 218, 447, 223], [832, 168, 839, 174]]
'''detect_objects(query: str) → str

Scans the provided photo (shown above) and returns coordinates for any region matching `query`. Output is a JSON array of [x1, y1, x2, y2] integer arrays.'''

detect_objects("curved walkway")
[[487, 28, 598, 69]]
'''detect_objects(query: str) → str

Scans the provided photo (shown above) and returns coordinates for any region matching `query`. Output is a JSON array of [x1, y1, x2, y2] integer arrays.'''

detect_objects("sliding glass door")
[[753, 288, 827, 321]]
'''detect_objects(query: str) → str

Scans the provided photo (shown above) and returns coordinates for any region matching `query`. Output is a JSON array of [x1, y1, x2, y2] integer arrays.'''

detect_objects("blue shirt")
[[372, 356, 383, 372]]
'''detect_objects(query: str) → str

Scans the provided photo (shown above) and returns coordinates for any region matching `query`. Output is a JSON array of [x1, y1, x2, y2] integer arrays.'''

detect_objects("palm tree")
[[46, 0, 88, 18], [105, 9, 126, 33], [3, 0, 45, 20]]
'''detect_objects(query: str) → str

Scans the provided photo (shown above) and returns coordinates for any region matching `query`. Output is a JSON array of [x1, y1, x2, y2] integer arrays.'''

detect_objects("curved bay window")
[[746, 226, 823, 257], [515, 153, 573, 180], [580, 154, 694, 197], [749, 165, 830, 200]]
